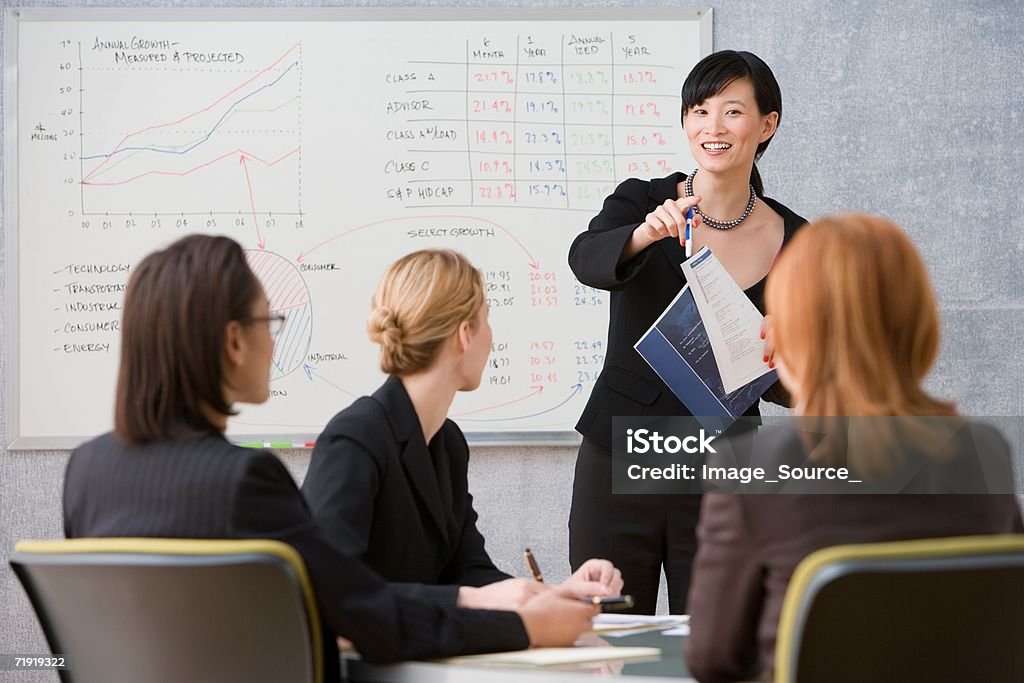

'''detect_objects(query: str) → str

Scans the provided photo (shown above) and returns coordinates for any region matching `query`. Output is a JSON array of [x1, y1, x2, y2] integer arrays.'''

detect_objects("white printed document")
[[589, 613, 689, 637], [437, 646, 662, 667], [681, 247, 773, 394]]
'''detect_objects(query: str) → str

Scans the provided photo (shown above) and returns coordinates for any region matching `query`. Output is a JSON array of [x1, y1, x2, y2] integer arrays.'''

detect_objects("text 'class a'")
[[384, 72, 436, 84]]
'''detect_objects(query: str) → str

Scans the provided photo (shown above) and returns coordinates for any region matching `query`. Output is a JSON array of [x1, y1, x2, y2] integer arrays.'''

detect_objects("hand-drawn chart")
[[11, 10, 710, 447], [246, 250, 313, 380], [80, 43, 301, 223]]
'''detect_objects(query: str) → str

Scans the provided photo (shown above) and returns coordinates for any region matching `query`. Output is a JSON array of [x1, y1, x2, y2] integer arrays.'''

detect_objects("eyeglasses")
[[240, 313, 287, 336]]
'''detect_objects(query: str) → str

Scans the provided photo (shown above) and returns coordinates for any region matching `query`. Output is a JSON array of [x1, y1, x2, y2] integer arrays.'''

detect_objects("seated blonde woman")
[[682, 214, 1023, 683], [64, 236, 597, 682], [303, 249, 622, 608]]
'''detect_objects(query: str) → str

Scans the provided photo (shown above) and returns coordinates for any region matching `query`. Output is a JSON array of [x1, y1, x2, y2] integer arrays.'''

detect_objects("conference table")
[[344, 630, 695, 682]]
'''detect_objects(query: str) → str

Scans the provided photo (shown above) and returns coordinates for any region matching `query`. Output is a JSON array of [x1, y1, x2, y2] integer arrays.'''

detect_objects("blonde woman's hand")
[[560, 559, 624, 598]]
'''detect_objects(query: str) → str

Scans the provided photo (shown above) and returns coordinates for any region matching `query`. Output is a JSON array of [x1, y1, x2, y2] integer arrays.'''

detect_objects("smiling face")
[[683, 77, 778, 175]]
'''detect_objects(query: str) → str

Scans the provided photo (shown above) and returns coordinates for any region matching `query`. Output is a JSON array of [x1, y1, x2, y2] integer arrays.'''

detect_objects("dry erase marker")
[[684, 206, 694, 259]]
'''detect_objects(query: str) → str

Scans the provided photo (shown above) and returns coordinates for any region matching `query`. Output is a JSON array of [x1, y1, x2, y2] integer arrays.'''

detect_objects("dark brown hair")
[[114, 235, 262, 443]]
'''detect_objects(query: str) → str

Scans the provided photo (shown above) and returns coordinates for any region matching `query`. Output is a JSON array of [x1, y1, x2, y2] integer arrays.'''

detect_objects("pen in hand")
[[579, 595, 634, 609], [685, 206, 694, 259], [524, 547, 544, 583]]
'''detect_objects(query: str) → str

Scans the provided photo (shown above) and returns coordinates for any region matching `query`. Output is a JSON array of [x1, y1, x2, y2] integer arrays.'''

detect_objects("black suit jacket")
[[683, 421, 1024, 683], [302, 376, 509, 605], [568, 173, 807, 448], [64, 433, 528, 676]]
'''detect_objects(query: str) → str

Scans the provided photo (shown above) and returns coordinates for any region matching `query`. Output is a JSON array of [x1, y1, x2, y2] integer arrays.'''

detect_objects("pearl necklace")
[[684, 169, 757, 230]]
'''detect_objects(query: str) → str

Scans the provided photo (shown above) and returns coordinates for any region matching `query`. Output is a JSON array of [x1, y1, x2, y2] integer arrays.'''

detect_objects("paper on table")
[[436, 646, 662, 667], [593, 614, 689, 626], [590, 613, 689, 637], [662, 624, 691, 636], [681, 247, 773, 394]]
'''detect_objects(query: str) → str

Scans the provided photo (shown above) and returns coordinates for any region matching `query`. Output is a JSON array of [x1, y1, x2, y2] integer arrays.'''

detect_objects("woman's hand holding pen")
[[644, 195, 703, 245], [561, 558, 624, 598], [456, 577, 546, 610], [524, 550, 623, 600], [621, 196, 702, 263], [517, 589, 600, 648]]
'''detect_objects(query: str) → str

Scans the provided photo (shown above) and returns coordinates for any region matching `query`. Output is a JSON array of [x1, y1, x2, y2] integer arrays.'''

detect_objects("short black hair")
[[681, 50, 782, 196]]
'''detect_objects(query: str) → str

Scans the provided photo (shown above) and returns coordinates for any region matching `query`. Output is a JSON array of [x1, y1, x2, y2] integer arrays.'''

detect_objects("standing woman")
[[567, 50, 806, 614], [303, 249, 622, 609]]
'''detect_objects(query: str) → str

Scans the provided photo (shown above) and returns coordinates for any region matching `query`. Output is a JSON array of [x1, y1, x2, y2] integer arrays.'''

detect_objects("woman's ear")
[[455, 319, 472, 354], [759, 111, 779, 142], [223, 320, 245, 369]]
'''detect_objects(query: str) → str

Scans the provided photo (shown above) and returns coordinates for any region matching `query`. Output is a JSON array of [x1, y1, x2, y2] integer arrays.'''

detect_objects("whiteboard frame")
[[4, 7, 713, 450]]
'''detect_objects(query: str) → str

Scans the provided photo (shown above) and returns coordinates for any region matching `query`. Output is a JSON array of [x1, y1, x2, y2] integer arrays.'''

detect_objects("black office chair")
[[10, 538, 323, 683], [775, 534, 1024, 683]]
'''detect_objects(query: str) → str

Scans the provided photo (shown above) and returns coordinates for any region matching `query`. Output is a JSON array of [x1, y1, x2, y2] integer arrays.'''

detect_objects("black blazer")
[[64, 433, 528, 675], [302, 376, 510, 605], [568, 173, 807, 448]]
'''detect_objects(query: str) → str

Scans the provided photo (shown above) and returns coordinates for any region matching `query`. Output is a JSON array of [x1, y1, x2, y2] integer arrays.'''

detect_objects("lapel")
[[372, 376, 450, 543], [651, 172, 688, 287]]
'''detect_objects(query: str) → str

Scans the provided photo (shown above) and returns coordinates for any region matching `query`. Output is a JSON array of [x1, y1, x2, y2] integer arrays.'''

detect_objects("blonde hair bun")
[[367, 305, 405, 360], [368, 250, 484, 376]]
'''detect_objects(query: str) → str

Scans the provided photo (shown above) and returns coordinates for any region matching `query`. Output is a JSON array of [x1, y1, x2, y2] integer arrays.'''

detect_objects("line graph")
[[78, 43, 302, 218], [81, 61, 299, 169]]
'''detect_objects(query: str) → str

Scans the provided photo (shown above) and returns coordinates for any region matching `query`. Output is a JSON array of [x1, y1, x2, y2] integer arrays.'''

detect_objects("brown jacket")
[[683, 423, 1024, 683]]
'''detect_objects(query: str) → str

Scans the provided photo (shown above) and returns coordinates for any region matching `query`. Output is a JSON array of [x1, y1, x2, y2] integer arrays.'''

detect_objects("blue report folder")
[[634, 284, 777, 435]]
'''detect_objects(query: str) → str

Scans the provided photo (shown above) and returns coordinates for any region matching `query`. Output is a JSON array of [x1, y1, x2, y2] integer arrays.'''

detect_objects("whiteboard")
[[5, 8, 711, 449]]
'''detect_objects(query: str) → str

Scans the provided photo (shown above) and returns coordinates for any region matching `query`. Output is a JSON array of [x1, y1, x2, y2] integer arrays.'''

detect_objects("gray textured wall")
[[3, 1, 1023, 677]]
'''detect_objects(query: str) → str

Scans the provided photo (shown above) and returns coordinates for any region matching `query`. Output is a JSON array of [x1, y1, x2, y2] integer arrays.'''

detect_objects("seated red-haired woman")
[[683, 214, 1023, 682]]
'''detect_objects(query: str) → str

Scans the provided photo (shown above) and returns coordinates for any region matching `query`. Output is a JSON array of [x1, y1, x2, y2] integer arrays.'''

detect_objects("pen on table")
[[684, 206, 694, 259], [524, 547, 543, 583]]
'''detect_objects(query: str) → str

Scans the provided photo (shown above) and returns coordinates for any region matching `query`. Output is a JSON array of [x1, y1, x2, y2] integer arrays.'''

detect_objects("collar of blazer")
[[372, 376, 451, 542]]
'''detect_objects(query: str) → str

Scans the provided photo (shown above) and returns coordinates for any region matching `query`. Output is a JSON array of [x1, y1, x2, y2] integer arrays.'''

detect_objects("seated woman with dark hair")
[[683, 214, 1023, 683], [63, 235, 597, 680]]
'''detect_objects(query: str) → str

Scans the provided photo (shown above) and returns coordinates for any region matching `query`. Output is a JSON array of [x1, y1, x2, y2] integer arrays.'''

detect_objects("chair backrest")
[[11, 538, 323, 683], [776, 534, 1024, 683]]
